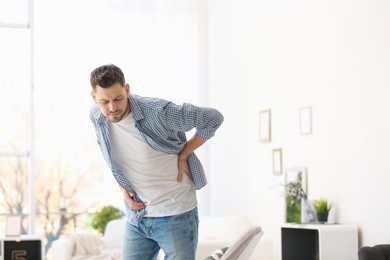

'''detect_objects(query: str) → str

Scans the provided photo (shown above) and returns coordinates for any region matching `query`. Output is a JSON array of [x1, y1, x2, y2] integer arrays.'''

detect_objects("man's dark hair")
[[90, 64, 126, 91]]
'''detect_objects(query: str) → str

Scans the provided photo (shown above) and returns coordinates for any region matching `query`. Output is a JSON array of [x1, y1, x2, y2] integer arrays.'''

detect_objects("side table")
[[0, 235, 44, 260], [281, 223, 358, 260]]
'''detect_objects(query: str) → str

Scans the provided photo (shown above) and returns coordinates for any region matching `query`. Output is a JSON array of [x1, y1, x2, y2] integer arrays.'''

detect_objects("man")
[[89, 64, 224, 260]]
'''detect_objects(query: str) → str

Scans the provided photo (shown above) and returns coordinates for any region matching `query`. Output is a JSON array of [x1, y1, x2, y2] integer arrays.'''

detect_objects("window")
[[0, 0, 32, 252]]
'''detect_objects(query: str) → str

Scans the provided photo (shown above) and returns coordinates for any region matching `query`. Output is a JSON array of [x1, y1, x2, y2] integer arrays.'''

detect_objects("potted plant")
[[313, 199, 332, 223], [91, 205, 125, 235]]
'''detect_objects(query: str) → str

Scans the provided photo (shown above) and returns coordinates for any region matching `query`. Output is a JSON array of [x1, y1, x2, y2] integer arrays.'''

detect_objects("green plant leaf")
[[313, 199, 332, 214], [91, 205, 125, 235]]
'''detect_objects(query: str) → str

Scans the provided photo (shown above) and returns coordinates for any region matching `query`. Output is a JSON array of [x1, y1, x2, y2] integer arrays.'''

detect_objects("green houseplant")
[[313, 199, 332, 222], [91, 205, 125, 235]]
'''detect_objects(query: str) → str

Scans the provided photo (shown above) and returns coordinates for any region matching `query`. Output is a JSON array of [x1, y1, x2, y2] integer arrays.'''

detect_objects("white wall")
[[205, 0, 390, 259]]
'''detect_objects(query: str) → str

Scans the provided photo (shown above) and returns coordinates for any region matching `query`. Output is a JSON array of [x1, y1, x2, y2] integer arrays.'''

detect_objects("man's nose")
[[108, 102, 116, 111]]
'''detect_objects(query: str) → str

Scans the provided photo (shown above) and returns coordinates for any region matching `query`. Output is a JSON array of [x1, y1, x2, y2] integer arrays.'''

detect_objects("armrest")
[[51, 237, 74, 260], [196, 240, 231, 260]]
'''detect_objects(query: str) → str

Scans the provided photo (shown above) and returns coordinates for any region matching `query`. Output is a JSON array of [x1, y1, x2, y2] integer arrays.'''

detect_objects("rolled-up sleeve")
[[163, 102, 224, 139]]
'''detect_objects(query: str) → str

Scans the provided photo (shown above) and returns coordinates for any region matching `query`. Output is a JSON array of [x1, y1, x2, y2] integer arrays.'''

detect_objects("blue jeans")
[[122, 207, 199, 260]]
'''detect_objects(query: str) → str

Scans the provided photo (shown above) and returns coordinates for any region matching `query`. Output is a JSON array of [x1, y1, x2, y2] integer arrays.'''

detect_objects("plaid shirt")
[[90, 93, 224, 226]]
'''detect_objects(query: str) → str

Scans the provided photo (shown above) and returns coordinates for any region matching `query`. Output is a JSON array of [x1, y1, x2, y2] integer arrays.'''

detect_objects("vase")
[[317, 212, 329, 223]]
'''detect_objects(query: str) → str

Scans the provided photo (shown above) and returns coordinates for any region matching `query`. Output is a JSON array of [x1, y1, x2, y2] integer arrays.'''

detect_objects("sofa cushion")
[[102, 218, 126, 250]]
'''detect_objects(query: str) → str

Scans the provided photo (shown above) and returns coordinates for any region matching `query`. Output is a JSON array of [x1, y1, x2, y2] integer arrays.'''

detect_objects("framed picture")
[[300, 107, 312, 135], [284, 167, 308, 222], [6, 216, 22, 237], [259, 109, 271, 142], [272, 148, 283, 175]]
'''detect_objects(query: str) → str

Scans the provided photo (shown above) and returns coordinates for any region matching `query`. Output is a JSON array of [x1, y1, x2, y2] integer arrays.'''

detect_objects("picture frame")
[[259, 109, 271, 142], [300, 107, 312, 135], [272, 148, 283, 176], [284, 167, 307, 223], [6, 215, 22, 237], [284, 167, 314, 223], [285, 167, 307, 197]]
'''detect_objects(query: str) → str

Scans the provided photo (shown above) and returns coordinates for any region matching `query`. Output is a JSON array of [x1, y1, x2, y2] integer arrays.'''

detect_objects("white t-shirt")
[[109, 112, 197, 217]]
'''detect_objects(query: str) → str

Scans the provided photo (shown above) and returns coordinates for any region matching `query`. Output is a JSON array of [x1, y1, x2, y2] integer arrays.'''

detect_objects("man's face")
[[91, 82, 130, 123]]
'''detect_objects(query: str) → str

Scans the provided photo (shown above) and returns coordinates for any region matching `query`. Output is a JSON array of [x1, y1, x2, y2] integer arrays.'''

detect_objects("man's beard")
[[108, 101, 129, 123]]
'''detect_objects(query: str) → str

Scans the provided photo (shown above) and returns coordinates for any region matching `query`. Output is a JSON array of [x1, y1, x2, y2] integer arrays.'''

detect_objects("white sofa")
[[52, 215, 272, 260]]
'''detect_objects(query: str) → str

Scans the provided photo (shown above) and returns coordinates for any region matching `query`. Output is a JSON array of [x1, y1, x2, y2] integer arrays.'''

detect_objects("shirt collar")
[[129, 94, 145, 121], [89, 104, 106, 125]]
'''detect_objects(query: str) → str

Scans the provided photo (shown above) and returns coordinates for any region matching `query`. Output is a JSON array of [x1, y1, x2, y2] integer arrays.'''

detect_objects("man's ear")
[[91, 91, 97, 104], [125, 83, 130, 97]]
